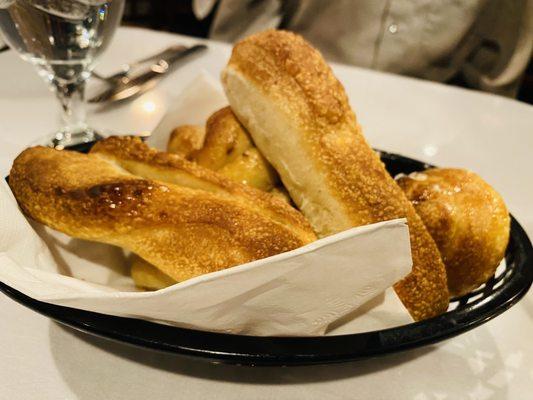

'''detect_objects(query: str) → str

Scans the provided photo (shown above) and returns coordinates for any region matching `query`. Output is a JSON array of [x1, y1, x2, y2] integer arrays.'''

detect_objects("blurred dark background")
[[122, 0, 532, 103], [123, 0, 216, 38]]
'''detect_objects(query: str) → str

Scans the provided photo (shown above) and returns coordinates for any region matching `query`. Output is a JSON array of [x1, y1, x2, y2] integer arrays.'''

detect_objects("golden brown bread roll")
[[168, 107, 280, 192], [131, 255, 176, 290], [9, 137, 316, 282], [217, 147, 278, 191], [397, 168, 510, 297], [167, 125, 206, 159], [197, 107, 256, 170], [222, 29, 449, 320]]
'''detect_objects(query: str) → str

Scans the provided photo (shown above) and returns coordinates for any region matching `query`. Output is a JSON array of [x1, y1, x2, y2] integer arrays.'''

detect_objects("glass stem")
[[56, 81, 87, 134], [54, 80, 92, 143]]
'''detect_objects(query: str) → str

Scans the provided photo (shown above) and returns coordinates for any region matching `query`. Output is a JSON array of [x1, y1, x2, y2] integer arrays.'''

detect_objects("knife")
[[88, 44, 207, 103], [92, 44, 189, 83]]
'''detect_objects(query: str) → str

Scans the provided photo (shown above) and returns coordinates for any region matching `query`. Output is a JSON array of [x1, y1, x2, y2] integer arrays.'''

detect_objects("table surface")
[[1, 27, 532, 400]]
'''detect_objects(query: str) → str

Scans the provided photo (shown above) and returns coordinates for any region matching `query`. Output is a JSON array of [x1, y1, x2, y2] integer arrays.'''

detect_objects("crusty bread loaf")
[[90, 137, 309, 236], [222, 30, 449, 320], [130, 255, 176, 290], [398, 168, 510, 297], [9, 137, 316, 282]]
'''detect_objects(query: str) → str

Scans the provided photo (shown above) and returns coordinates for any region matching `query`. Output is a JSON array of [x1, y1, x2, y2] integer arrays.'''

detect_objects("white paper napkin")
[[0, 74, 415, 336], [148, 71, 227, 150]]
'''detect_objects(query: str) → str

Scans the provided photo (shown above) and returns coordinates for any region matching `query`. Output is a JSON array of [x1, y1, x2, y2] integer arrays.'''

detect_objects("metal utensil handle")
[[128, 44, 208, 85], [163, 44, 207, 64], [134, 44, 187, 65], [98, 44, 188, 81], [88, 44, 208, 103]]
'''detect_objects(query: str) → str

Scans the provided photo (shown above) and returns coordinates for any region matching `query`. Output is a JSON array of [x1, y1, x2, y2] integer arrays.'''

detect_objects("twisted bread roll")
[[167, 125, 206, 159], [197, 107, 259, 169], [9, 137, 316, 282], [222, 30, 449, 320], [168, 107, 280, 192], [397, 169, 510, 297]]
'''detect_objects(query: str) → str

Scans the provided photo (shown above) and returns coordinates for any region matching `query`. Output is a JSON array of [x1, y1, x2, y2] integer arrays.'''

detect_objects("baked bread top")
[[222, 30, 449, 320], [10, 138, 316, 281]]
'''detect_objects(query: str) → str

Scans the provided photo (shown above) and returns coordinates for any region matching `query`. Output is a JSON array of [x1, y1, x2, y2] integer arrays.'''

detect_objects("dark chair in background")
[[123, 0, 215, 38]]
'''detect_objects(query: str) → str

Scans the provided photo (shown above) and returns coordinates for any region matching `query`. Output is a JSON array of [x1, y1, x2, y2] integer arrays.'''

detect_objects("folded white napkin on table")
[[0, 73, 414, 336]]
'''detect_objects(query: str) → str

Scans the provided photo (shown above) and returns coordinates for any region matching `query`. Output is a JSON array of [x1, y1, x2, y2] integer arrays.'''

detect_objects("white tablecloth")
[[0, 27, 532, 400]]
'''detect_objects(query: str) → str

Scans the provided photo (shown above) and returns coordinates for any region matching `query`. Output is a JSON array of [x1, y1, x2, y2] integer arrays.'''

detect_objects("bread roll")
[[197, 107, 255, 169], [167, 125, 206, 159], [222, 29, 449, 320], [397, 169, 510, 297], [131, 255, 176, 290], [169, 107, 280, 192], [9, 137, 316, 282]]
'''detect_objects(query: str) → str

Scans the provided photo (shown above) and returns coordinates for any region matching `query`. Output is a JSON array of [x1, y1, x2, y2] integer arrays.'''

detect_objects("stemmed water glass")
[[0, 0, 125, 148]]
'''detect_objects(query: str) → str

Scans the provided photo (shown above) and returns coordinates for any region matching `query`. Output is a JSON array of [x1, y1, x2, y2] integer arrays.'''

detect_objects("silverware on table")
[[89, 44, 207, 104], [91, 44, 189, 84]]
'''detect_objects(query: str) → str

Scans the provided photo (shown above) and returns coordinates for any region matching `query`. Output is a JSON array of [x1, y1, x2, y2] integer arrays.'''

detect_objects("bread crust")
[[130, 255, 176, 290], [167, 125, 206, 159], [90, 136, 312, 238], [398, 169, 510, 297], [9, 139, 316, 282], [222, 30, 449, 319], [199, 106, 254, 170]]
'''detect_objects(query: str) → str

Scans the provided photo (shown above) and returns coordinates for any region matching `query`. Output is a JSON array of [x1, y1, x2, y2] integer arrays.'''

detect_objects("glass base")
[[33, 128, 103, 149]]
